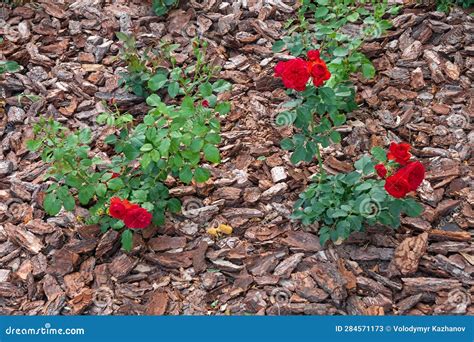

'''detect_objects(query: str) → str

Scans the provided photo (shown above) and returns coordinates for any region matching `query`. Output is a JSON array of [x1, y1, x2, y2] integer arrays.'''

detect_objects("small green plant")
[[437, 0, 473, 12], [28, 36, 232, 251], [152, 0, 178, 16], [116, 33, 225, 101], [293, 146, 424, 245], [0, 61, 21, 74]]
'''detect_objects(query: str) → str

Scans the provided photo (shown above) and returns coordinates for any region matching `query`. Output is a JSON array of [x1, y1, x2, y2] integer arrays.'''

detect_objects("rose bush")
[[274, 2, 426, 245], [293, 144, 425, 245], [28, 38, 231, 251]]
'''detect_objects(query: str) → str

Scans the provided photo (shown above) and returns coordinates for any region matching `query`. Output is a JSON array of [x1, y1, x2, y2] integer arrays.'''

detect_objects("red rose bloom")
[[123, 207, 153, 229], [202, 100, 209, 108], [274, 58, 310, 91], [307, 50, 321, 61], [109, 197, 127, 219], [385, 172, 411, 198], [387, 142, 411, 165], [398, 161, 425, 192], [375, 164, 387, 178], [274, 61, 286, 77], [309, 60, 331, 87]]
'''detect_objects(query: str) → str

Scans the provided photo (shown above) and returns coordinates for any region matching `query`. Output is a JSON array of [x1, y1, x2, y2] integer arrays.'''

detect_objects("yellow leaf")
[[217, 224, 232, 235], [207, 227, 219, 237]]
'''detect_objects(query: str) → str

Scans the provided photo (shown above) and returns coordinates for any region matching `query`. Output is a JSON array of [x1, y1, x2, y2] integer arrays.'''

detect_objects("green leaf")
[[354, 155, 374, 175], [181, 96, 195, 116], [62, 194, 75, 211], [333, 47, 349, 57], [371, 146, 387, 162], [140, 143, 153, 152], [329, 130, 341, 143], [26, 139, 42, 152], [402, 199, 424, 217], [320, 232, 330, 246], [212, 80, 231, 93], [194, 167, 211, 183], [199, 82, 213, 97], [43, 193, 62, 216], [280, 138, 294, 151], [314, 7, 329, 18], [146, 94, 162, 107], [203, 144, 220, 163], [272, 40, 285, 52], [78, 185, 95, 205], [107, 178, 124, 191], [215, 102, 231, 115], [148, 74, 168, 91], [115, 32, 129, 42], [347, 12, 360, 22], [362, 63, 376, 79], [96, 183, 107, 197], [179, 165, 193, 184], [167, 198, 181, 213], [330, 113, 346, 126], [168, 82, 180, 98], [121, 229, 133, 252], [205, 133, 221, 144], [355, 183, 372, 191], [290, 146, 306, 164], [65, 174, 82, 188]]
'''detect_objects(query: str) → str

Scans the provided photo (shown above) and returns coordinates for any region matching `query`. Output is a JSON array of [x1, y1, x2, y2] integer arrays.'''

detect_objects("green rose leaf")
[[43, 193, 62, 216], [203, 144, 220, 164], [121, 229, 133, 252]]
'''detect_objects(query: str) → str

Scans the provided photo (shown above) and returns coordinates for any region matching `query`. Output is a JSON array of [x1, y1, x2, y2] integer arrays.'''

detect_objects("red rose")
[[274, 61, 286, 77], [375, 164, 387, 178], [202, 100, 209, 108], [307, 50, 321, 61], [274, 58, 310, 91], [109, 197, 127, 219], [123, 206, 152, 229], [384, 172, 411, 198], [309, 60, 331, 87], [398, 161, 425, 192], [387, 142, 411, 165]]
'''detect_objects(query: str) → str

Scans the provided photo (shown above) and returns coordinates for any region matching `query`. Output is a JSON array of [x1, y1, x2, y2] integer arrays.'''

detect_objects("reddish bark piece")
[[428, 230, 471, 242], [4, 223, 44, 254], [402, 277, 462, 294], [192, 241, 208, 274], [279, 231, 322, 252], [48, 249, 80, 277], [146, 291, 168, 315], [388, 232, 428, 276], [144, 252, 194, 269], [309, 262, 347, 305], [149, 236, 187, 252]]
